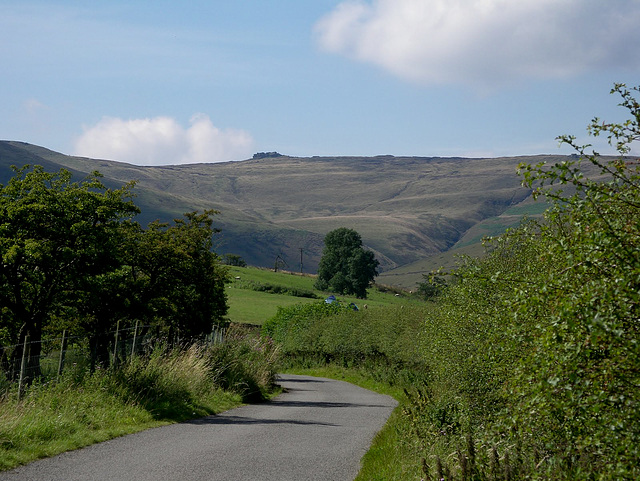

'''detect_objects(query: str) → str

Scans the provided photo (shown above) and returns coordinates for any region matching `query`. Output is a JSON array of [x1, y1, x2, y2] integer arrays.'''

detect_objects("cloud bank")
[[74, 114, 254, 165], [315, 0, 640, 88]]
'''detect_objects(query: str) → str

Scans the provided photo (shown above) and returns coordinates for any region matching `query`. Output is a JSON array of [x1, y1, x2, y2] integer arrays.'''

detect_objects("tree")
[[223, 253, 246, 267], [0, 165, 138, 380], [125, 210, 229, 342], [1, 165, 231, 376], [315, 227, 379, 298], [416, 275, 447, 301]]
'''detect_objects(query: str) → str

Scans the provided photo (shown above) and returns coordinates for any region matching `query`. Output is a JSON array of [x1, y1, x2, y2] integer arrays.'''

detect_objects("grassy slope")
[[377, 195, 553, 288], [1, 141, 556, 277], [3, 141, 601, 288]]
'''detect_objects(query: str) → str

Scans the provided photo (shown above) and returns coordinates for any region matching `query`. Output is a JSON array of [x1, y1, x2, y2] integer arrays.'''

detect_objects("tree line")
[[0, 166, 229, 382]]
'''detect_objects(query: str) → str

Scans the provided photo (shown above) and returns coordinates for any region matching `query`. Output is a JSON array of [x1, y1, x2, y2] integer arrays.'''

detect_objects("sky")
[[2, 0, 640, 166]]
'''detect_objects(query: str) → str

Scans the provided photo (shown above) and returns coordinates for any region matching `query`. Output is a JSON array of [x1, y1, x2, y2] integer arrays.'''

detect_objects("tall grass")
[[0, 326, 279, 471]]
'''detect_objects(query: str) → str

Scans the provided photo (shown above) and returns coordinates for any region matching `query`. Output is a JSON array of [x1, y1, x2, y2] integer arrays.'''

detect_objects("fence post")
[[112, 320, 120, 366], [18, 333, 29, 401], [131, 319, 139, 358], [57, 330, 67, 377]]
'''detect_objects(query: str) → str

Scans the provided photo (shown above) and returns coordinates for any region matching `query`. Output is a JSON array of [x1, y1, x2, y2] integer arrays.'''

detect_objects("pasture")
[[225, 266, 416, 325]]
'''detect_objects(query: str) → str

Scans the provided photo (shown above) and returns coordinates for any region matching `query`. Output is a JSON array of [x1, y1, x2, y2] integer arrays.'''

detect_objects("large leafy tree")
[[78, 210, 230, 366], [315, 227, 379, 298], [0, 166, 138, 380], [126, 210, 229, 341]]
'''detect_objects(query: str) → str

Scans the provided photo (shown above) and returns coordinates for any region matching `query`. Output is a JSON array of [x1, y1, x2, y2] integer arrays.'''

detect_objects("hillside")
[[1, 140, 561, 284]]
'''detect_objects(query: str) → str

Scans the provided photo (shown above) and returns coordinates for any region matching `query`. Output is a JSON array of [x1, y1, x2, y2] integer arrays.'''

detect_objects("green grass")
[[226, 266, 321, 324], [0, 370, 241, 471], [228, 266, 316, 290], [225, 266, 421, 325], [226, 287, 318, 325]]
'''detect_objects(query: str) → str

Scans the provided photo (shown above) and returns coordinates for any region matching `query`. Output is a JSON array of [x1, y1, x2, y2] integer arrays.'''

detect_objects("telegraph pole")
[[299, 248, 304, 273]]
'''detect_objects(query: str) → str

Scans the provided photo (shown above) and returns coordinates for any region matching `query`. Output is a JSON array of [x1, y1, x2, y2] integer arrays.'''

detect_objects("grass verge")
[[0, 332, 279, 472], [0, 375, 241, 471], [283, 366, 422, 481]]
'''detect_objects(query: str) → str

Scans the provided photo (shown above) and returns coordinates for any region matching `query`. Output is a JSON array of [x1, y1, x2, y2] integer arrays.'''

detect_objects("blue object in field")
[[325, 296, 359, 311]]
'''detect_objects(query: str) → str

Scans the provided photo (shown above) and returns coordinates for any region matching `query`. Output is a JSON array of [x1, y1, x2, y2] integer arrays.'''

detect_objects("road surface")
[[0, 374, 397, 481]]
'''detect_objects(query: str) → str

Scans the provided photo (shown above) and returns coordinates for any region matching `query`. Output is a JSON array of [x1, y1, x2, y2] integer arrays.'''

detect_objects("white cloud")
[[315, 0, 640, 89], [74, 114, 254, 165]]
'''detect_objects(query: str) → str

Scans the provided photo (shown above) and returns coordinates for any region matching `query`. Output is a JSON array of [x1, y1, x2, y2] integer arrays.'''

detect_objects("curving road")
[[0, 374, 397, 481]]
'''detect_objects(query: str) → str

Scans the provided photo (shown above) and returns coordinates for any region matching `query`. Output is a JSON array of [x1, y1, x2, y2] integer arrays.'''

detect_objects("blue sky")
[[2, 0, 640, 165]]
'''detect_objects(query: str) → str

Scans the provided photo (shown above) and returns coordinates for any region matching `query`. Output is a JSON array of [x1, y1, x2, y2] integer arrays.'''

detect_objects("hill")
[[1, 140, 561, 286]]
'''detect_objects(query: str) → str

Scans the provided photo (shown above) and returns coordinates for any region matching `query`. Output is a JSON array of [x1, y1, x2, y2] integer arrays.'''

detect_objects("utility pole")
[[299, 248, 304, 274]]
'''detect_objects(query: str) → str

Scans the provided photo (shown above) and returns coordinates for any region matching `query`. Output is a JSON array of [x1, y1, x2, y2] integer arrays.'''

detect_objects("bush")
[[261, 301, 350, 352], [233, 279, 320, 299], [264, 300, 428, 385]]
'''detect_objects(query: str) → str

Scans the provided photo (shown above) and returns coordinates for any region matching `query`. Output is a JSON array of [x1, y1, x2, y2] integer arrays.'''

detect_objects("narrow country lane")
[[0, 375, 398, 481]]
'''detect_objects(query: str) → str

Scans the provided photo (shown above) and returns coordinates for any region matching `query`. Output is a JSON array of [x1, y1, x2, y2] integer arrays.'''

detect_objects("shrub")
[[207, 326, 279, 402]]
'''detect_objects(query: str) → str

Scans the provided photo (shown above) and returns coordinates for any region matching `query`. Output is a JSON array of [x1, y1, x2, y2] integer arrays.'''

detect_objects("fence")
[[1, 323, 227, 398]]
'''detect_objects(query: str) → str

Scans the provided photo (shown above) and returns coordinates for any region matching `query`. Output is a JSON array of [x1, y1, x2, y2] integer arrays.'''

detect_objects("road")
[[0, 374, 398, 481]]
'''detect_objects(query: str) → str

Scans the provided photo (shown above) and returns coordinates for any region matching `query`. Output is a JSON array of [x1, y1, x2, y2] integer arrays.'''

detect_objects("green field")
[[225, 266, 418, 325]]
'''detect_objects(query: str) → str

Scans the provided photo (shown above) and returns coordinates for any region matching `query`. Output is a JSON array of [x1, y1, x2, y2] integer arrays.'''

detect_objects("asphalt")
[[0, 374, 398, 481]]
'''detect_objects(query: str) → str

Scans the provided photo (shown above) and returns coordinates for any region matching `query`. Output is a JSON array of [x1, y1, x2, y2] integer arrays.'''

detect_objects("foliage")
[[265, 301, 428, 389], [509, 83, 640, 479], [261, 300, 351, 347], [1, 165, 230, 378], [223, 253, 247, 267], [233, 279, 319, 299], [315, 227, 379, 298], [415, 274, 447, 301], [0, 166, 139, 380], [275, 85, 640, 480], [124, 210, 229, 340], [397, 83, 640, 480], [206, 326, 280, 402]]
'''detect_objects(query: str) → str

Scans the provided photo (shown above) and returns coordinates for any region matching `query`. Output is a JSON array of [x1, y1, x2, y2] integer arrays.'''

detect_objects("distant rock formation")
[[252, 151, 284, 159]]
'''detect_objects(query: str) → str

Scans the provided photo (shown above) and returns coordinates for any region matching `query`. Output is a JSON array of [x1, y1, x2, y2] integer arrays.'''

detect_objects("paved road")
[[0, 374, 397, 481]]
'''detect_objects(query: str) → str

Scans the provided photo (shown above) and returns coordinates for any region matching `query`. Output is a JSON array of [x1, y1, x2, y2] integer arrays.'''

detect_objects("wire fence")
[[1, 323, 227, 398]]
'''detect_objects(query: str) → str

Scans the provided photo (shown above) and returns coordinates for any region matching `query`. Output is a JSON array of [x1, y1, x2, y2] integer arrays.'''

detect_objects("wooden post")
[[131, 320, 139, 358], [57, 330, 67, 377], [18, 333, 29, 401], [212, 326, 219, 345], [112, 320, 120, 366]]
